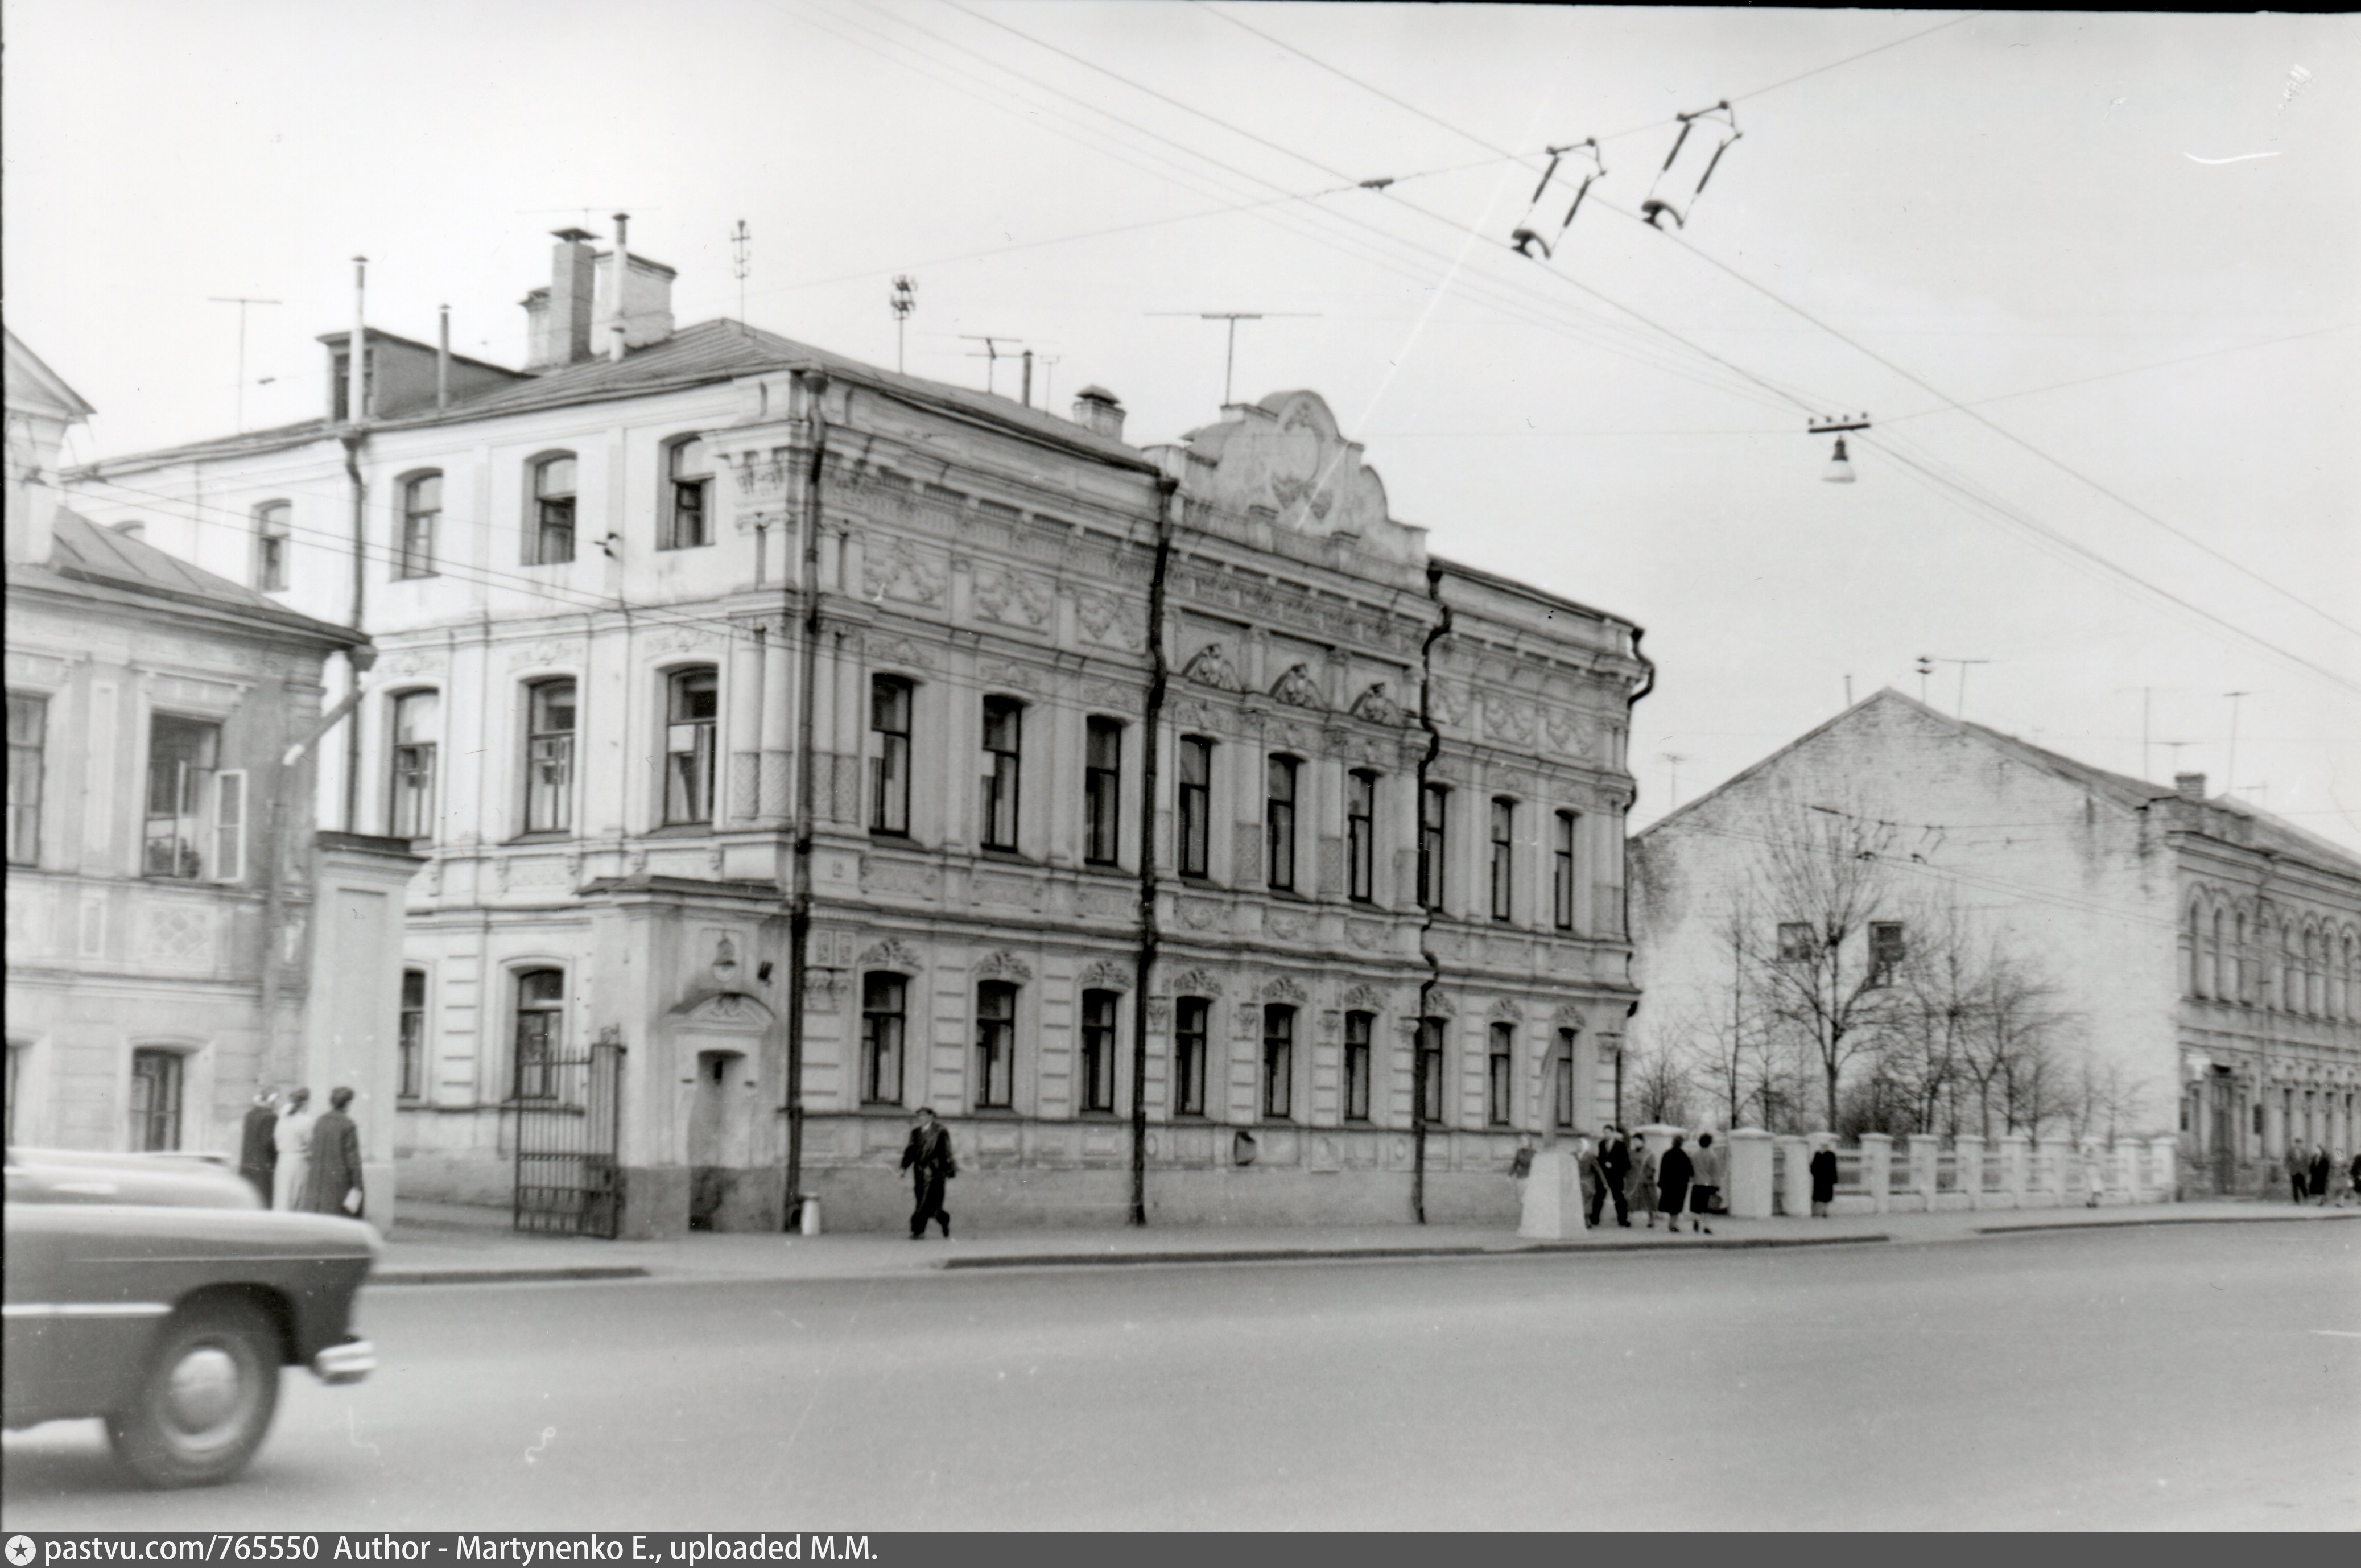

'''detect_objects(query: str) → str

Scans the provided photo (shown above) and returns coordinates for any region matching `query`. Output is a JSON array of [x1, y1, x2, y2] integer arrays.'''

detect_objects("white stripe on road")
[[2310, 1329, 2361, 1338]]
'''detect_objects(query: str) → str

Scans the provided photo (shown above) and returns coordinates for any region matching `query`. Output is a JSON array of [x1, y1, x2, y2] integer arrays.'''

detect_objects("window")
[[1489, 798, 1516, 921], [975, 981, 1017, 1109], [255, 502, 290, 591], [1347, 770, 1377, 903], [1416, 1018, 1447, 1125], [981, 698, 1023, 852], [523, 679, 576, 833], [1777, 922, 1816, 963], [1084, 718, 1122, 866], [1554, 1029, 1578, 1129], [528, 455, 577, 565], [129, 1049, 184, 1152], [4, 1042, 20, 1145], [663, 667, 719, 826], [399, 968, 427, 1099], [1343, 1011, 1373, 1123], [1080, 989, 1119, 1114], [1418, 785, 1449, 910], [1487, 1022, 1514, 1126], [869, 677, 912, 835], [1266, 756, 1299, 892], [1553, 811, 1578, 930], [1869, 921, 1906, 984], [7, 694, 44, 866], [1261, 1005, 1295, 1119], [389, 690, 440, 841], [513, 968, 565, 1100], [861, 973, 906, 1106], [1173, 997, 1209, 1117], [144, 715, 219, 880], [1177, 736, 1212, 878], [662, 438, 712, 550], [398, 473, 440, 578]]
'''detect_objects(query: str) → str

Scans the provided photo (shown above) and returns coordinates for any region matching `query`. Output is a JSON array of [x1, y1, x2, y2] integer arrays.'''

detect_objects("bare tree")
[[1625, 1039, 1694, 1126]]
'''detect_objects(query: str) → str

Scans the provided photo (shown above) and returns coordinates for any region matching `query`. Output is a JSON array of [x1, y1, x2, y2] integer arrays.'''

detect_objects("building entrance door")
[[688, 1047, 754, 1231]]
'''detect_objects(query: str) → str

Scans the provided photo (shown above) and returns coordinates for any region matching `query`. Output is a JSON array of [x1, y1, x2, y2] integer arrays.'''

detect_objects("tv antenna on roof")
[[959, 333, 1026, 398], [729, 221, 752, 325], [1148, 311, 1321, 406], [891, 277, 918, 373], [208, 296, 281, 434]]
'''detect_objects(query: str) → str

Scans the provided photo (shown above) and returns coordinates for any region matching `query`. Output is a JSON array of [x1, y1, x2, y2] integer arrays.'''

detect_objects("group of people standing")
[[1574, 1127, 1726, 1235], [2285, 1141, 2359, 1207], [236, 1084, 366, 1217]]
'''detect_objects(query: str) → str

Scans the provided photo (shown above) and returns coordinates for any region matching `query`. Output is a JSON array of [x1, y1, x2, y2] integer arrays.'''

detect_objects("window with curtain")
[[1416, 1018, 1446, 1126], [7, 693, 45, 867], [870, 676, 912, 835], [1173, 997, 1208, 1117], [1553, 810, 1578, 930], [398, 473, 440, 578], [1266, 756, 1299, 892], [1177, 736, 1212, 878], [390, 690, 439, 841], [1080, 989, 1118, 1114], [1261, 1005, 1295, 1120], [1343, 1010, 1373, 1123], [975, 981, 1017, 1109], [1487, 1022, 1514, 1127], [861, 973, 907, 1107], [664, 667, 719, 825], [129, 1049, 184, 1152], [1084, 717, 1122, 866], [512, 968, 565, 1100], [399, 969, 427, 1099], [981, 697, 1023, 852], [1489, 798, 1516, 922], [528, 455, 577, 564], [523, 679, 576, 833], [1418, 785, 1448, 910], [255, 502, 291, 591], [663, 438, 711, 550], [1347, 770, 1376, 903], [143, 715, 218, 880]]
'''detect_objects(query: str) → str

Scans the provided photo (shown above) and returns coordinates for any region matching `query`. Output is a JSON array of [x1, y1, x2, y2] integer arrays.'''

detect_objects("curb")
[[373, 1265, 652, 1286], [938, 1232, 1893, 1271], [1976, 1210, 2361, 1237]]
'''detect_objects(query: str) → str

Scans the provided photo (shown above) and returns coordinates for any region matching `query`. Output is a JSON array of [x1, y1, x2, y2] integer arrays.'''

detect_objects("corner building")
[[69, 236, 1649, 1233]]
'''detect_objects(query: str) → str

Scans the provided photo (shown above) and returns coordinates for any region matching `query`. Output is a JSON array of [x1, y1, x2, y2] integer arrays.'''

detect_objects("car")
[[3, 1145, 379, 1488]]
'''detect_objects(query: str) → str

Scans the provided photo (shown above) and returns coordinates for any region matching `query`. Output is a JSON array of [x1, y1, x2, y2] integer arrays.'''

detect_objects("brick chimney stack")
[[2175, 772, 2207, 802], [1072, 385, 1126, 440], [524, 229, 600, 370]]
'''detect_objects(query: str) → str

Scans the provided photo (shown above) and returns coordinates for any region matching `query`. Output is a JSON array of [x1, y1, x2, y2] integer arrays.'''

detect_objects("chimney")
[[2176, 772, 2207, 802], [1072, 385, 1125, 440], [592, 211, 677, 357], [436, 304, 451, 412], [345, 256, 368, 423], [527, 229, 600, 370]]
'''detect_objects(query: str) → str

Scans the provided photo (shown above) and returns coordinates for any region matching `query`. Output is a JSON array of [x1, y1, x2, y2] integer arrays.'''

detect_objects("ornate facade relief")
[[862, 536, 946, 606], [1180, 641, 1245, 692], [857, 936, 924, 972], [971, 564, 1052, 629], [1270, 663, 1325, 710], [974, 950, 1034, 983]]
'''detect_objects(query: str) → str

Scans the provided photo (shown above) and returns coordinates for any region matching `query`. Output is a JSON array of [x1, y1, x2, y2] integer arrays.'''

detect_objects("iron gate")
[[514, 1027, 624, 1238]]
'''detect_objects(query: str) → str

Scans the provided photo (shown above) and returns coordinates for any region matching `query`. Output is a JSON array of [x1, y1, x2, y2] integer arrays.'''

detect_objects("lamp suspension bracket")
[[1810, 412, 1871, 484]]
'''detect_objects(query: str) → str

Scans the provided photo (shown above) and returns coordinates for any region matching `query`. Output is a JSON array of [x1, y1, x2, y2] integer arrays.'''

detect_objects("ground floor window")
[[975, 981, 1017, 1110], [1416, 1018, 1446, 1126], [861, 973, 907, 1107], [1079, 989, 1118, 1114], [1261, 1005, 1294, 1120], [399, 968, 427, 1100], [1173, 997, 1208, 1117], [1343, 1012, 1372, 1123], [129, 1048, 184, 1151], [1487, 1023, 1514, 1127]]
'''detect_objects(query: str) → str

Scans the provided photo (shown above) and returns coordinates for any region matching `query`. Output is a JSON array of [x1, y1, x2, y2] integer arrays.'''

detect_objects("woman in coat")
[[300, 1086, 365, 1217], [1629, 1139, 1661, 1229], [1807, 1142, 1838, 1218], [271, 1087, 315, 1212], [1657, 1134, 1695, 1236], [2310, 1144, 2333, 1205]]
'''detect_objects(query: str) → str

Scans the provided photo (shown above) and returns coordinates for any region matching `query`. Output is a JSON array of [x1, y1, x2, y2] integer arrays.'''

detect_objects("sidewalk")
[[370, 1198, 2361, 1286]]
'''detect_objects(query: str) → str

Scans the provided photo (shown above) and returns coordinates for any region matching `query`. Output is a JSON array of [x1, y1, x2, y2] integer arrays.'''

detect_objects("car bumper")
[[311, 1339, 375, 1385]]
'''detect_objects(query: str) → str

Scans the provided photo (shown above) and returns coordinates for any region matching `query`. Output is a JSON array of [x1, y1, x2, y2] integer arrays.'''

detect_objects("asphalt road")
[[5, 1223, 2355, 1530]]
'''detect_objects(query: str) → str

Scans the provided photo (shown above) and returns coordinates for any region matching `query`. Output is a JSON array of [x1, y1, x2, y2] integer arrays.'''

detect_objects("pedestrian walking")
[[1808, 1141, 1838, 1218], [237, 1087, 279, 1206], [899, 1106, 956, 1240], [2309, 1143, 2332, 1205], [299, 1087, 366, 1218], [2345, 1148, 2361, 1208], [271, 1087, 315, 1213], [1689, 1130, 1724, 1233], [2287, 1142, 2311, 1203], [1595, 1126, 1632, 1228], [1631, 1136, 1661, 1229], [1658, 1133, 1696, 1235], [1575, 1135, 1606, 1229]]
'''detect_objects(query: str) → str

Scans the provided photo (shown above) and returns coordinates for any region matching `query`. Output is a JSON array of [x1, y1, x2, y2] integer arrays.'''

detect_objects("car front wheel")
[[105, 1298, 282, 1488]]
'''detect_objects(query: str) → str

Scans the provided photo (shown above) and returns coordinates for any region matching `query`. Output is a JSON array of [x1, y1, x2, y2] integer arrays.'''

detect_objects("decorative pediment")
[[857, 937, 923, 972], [1488, 996, 1525, 1023], [1180, 642, 1245, 693], [1178, 390, 1418, 562], [1552, 1001, 1586, 1030], [1078, 958, 1133, 992], [1165, 967, 1224, 998], [1261, 975, 1310, 1005], [975, 950, 1033, 983], [669, 990, 777, 1033], [1340, 983, 1390, 1013], [1421, 987, 1456, 1018], [1269, 663, 1324, 710]]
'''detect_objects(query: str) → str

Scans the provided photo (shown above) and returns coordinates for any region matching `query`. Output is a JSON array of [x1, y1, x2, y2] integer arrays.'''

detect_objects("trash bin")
[[798, 1195, 823, 1236]]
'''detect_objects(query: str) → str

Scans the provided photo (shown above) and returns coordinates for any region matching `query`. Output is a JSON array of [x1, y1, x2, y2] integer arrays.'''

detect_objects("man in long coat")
[[899, 1107, 956, 1240], [1658, 1133, 1696, 1235], [1594, 1126, 1632, 1228], [300, 1086, 365, 1218], [1808, 1141, 1839, 1218], [237, 1088, 279, 1206]]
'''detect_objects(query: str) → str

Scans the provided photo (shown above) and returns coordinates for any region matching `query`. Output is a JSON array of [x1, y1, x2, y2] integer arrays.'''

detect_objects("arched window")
[[1344, 1011, 1374, 1123], [663, 667, 719, 826], [1415, 1017, 1447, 1125], [1553, 1027, 1579, 1130], [1261, 1004, 1295, 1120], [662, 438, 711, 550], [1079, 989, 1119, 1115], [2234, 914, 2250, 1003], [860, 972, 907, 1107], [2210, 909, 2226, 1000], [1171, 997, 1210, 1117], [527, 455, 577, 564], [513, 968, 566, 1100], [975, 981, 1017, 1110], [2187, 904, 2205, 998], [254, 501, 291, 591], [523, 678, 577, 833], [389, 690, 440, 841], [398, 472, 440, 578], [1487, 1022, 1515, 1127]]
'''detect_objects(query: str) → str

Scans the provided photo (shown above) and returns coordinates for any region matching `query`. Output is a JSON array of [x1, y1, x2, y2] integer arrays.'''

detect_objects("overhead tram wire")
[[1034, 10, 2358, 695]]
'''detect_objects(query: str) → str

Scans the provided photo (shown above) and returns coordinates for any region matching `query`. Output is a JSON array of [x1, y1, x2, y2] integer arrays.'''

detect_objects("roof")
[[74, 319, 1157, 477], [5, 329, 96, 421], [1642, 686, 2361, 878], [16, 508, 365, 648]]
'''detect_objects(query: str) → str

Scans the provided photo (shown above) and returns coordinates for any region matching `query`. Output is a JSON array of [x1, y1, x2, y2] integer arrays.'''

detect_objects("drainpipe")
[[782, 370, 829, 1229], [1411, 564, 1451, 1224], [339, 255, 370, 833], [1128, 476, 1178, 1226], [259, 647, 376, 1084]]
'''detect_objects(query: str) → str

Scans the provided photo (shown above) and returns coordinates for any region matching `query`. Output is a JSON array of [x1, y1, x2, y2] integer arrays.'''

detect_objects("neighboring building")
[[6, 331, 420, 1199], [1629, 688, 2360, 1196], [66, 231, 1650, 1234]]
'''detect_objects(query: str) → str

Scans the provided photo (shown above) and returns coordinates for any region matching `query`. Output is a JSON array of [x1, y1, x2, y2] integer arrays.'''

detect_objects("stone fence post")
[[1727, 1128, 1774, 1219], [2148, 1134, 2180, 1203], [1778, 1135, 1812, 1218], [1955, 1133, 1986, 1210], [2041, 1138, 2070, 1203], [1860, 1132, 1893, 1214], [1905, 1133, 1939, 1211], [1999, 1132, 2029, 1208], [2112, 1138, 2140, 1204]]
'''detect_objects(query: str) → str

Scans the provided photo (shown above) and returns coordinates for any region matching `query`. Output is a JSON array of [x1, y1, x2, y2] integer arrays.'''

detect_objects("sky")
[[7, 2, 2357, 853]]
